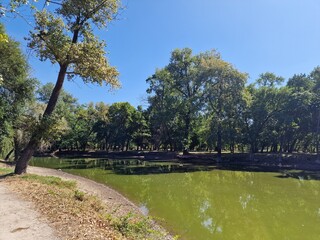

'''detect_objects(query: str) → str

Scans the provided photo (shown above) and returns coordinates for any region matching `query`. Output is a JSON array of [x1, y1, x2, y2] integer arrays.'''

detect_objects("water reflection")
[[139, 204, 149, 216], [31, 157, 320, 240]]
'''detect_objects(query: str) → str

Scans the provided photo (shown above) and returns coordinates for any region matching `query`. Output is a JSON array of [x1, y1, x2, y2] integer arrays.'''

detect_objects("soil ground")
[[0, 184, 60, 240]]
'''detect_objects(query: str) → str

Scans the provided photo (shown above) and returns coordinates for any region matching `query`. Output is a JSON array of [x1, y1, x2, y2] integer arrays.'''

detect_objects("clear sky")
[[2, 0, 320, 107]]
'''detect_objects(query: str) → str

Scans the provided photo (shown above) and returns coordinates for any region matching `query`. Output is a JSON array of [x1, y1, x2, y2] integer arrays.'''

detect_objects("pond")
[[30, 157, 320, 240]]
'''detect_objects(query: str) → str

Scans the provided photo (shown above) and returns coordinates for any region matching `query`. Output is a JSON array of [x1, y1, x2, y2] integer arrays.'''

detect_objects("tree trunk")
[[249, 144, 255, 161], [183, 110, 191, 155], [260, 145, 265, 153], [14, 137, 39, 174], [316, 109, 320, 162], [4, 148, 14, 161], [217, 123, 222, 162], [14, 65, 68, 174]]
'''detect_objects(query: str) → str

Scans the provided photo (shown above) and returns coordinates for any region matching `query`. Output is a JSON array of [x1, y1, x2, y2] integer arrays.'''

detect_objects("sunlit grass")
[[0, 167, 13, 175], [20, 174, 76, 189]]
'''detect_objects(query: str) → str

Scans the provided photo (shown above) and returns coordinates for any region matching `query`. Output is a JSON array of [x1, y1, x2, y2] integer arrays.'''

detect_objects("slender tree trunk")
[[278, 137, 283, 163], [4, 149, 14, 161], [14, 65, 68, 174], [183, 110, 191, 155], [13, 136, 21, 162], [217, 122, 222, 162], [316, 109, 320, 162], [260, 145, 265, 153], [249, 143, 255, 161], [126, 140, 130, 151]]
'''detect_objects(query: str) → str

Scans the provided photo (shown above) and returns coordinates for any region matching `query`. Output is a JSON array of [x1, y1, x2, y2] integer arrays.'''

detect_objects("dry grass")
[[3, 174, 166, 240]]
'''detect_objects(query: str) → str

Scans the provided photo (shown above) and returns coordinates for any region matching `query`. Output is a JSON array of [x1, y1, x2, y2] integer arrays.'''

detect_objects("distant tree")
[[132, 106, 150, 151], [255, 72, 284, 87], [200, 50, 247, 161], [243, 73, 286, 160], [147, 68, 183, 151], [13, 0, 120, 174], [108, 102, 137, 151], [35, 83, 79, 150], [147, 48, 204, 153], [309, 67, 320, 161]]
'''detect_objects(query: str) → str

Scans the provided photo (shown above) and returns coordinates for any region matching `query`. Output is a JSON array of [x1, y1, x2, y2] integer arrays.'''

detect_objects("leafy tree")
[[255, 72, 284, 87], [147, 48, 205, 153], [200, 50, 247, 161], [13, 0, 120, 174], [132, 106, 151, 151], [281, 74, 313, 153], [243, 73, 286, 160], [0, 23, 37, 160], [35, 83, 79, 150], [147, 69, 183, 151], [108, 102, 137, 151], [309, 67, 320, 160]]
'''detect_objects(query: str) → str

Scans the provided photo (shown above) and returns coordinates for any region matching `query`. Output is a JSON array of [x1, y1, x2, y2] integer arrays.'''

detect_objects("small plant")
[[89, 196, 104, 212], [173, 235, 180, 240], [47, 189, 58, 196], [113, 212, 133, 234], [74, 190, 85, 201], [109, 212, 163, 239]]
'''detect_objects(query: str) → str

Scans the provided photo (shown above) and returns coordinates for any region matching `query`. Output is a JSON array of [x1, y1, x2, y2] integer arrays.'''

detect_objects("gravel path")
[[0, 183, 60, 240]]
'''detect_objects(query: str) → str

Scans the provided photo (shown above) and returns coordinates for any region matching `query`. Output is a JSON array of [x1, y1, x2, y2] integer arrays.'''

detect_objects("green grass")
[[102, 211, 166, 239], [0, 167, 13, 175], [20, 174, 77, 189]]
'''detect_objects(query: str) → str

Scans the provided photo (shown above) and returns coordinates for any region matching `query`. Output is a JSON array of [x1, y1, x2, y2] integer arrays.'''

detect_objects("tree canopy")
[[8, 0, 121, 174]]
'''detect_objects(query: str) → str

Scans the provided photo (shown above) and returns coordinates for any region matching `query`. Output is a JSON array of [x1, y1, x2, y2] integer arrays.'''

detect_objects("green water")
[[30, 157, 320, 240]]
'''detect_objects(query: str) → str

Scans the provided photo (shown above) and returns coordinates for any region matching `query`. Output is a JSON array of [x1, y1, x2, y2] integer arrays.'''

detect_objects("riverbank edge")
[[0, 163, 173, 240]]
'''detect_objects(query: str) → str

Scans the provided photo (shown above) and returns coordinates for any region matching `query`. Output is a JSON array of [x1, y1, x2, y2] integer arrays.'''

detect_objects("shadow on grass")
[[0, 172, 15, 180]]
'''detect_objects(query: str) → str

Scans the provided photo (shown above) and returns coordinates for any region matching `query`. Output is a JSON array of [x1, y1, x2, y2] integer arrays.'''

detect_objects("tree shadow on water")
[[43, 156, 320, 180], [275, 170, 320, 181], [109, 164, 216, 175]]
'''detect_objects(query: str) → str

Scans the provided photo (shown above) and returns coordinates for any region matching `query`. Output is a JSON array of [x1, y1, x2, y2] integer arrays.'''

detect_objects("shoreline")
[[0, 163, 173, 239]]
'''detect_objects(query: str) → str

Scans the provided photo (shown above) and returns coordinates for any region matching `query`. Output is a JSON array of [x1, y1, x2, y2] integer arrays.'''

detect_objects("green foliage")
[[107, 211, 161, 239], [147, 48, 208, 151], [74, 189, 85, 201], [26, 0, 120, 88], [0, 23, 37, 157], [255, 72, 284, 87], [146, 48, 247, 152]]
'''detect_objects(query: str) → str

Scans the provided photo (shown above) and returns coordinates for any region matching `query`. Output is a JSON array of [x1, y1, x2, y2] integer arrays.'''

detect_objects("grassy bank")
[[0, 168, 169, 240]]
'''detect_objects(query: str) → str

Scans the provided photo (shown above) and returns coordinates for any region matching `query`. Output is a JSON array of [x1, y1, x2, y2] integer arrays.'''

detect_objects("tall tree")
[[309, 67, 320, 161], [200, 51, 247, 161], [0, 23, 37, 160], [243, 73, 285, 160], [147, 48, 204, 154], [147, 68, 183, 151], [14, 0, 120, 174]]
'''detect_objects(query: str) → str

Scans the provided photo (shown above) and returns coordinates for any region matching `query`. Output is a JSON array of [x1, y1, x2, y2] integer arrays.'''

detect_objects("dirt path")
[[0, 184, 60, 240]]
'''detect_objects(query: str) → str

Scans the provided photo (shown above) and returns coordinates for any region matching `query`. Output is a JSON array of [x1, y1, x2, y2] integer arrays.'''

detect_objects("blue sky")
[[2, 0, 320, 107]]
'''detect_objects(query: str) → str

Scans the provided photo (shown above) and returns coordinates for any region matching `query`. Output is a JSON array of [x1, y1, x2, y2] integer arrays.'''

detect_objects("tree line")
[[1, 28, 320, 161]]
